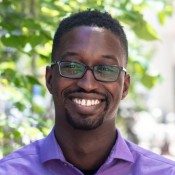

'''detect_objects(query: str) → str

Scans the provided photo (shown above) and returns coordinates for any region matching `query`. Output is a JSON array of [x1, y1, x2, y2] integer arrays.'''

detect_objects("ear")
[[46, 66, 53, 94], [121, 74, 130, 100]]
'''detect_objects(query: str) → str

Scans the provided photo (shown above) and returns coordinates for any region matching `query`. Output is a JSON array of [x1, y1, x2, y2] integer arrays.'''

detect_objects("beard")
[[65, 109, 106, 130]]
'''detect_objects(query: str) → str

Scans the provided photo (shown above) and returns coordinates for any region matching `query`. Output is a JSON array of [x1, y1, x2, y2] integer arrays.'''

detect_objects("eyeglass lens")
[[59, 61, 121, 82]]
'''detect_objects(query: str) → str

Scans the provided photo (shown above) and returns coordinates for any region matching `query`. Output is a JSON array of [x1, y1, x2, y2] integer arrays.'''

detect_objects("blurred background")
[[0, 0, 175, 160]]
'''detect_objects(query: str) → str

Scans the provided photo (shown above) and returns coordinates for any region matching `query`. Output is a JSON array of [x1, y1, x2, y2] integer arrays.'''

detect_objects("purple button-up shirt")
[[0, 128, 175, 175]]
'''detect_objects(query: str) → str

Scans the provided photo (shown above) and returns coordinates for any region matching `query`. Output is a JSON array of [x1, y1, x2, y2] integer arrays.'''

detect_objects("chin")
[[65, 111, 105, 131]]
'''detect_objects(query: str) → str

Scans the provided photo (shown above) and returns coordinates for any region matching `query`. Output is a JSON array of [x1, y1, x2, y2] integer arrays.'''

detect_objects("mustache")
[[63, 88, 107, 98]]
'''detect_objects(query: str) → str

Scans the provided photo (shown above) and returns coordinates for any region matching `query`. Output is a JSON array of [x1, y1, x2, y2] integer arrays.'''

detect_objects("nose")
[[77, 69, 99, 92]]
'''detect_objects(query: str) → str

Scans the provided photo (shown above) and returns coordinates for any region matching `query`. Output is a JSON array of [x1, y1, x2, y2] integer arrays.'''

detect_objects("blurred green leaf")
[[1, 35, 27, 48], [141, 74, 160, 89], [14, 102, 26, 111], [133, 20, 160, 40], [26, 75, 42, 86], [22, 18, 41, 30], [158, 11, 165, 25], [13, 130, 21, 140]]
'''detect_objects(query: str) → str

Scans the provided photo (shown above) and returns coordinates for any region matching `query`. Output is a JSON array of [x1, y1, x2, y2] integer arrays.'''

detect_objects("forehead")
[[54, 26, 125, 65]]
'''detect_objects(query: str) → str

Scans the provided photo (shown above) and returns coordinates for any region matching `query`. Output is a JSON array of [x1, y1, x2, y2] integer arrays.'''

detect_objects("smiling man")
[[0, 10, 175, 175]]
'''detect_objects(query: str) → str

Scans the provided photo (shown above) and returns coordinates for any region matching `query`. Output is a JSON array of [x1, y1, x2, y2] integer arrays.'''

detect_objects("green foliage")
[[0, 0, 173, 157]]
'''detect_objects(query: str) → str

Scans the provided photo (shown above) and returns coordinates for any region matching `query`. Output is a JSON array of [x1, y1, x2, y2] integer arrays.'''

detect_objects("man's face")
[[46, 26, 130, 130]]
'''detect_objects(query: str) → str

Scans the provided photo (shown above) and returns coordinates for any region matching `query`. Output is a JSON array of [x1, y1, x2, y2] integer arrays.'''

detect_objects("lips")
[[64, 91, 106, 115], [70, 98, 103, 115]]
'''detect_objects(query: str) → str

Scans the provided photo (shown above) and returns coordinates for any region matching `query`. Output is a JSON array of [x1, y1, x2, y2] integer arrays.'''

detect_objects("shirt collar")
[[40, 128, 134, 164], [105, 129, 134, 164], [40, 128, 66, 163]]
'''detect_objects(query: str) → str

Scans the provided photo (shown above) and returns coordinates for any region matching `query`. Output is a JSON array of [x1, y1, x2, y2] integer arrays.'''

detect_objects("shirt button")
[[64, 163, 67, 166]]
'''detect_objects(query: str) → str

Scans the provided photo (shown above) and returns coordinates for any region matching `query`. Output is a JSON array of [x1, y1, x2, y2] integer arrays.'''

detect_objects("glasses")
[[51, 60, 127, 82]]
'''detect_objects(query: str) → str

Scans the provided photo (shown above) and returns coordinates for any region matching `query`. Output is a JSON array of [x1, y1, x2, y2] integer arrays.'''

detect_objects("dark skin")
[[46, 26, 130, 170]]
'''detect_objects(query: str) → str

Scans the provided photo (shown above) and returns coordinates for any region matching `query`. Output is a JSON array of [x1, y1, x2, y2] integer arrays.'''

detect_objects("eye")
[[61, 62, 84, 74], [96, 65, 116, 74]]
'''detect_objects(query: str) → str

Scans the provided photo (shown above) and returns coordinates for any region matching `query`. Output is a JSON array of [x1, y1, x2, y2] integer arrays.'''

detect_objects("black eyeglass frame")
[[51, 60, 127, 82]]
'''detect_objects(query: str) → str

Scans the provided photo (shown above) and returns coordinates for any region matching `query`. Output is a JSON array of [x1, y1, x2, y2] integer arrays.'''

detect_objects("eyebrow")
[[101, 54, 119, 64], [62, 51, 79, 58], [61, 52, 119, 64]]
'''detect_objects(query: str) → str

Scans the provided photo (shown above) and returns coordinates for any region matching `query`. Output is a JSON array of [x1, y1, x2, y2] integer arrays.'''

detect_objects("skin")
[[46, 26, 130, 170]]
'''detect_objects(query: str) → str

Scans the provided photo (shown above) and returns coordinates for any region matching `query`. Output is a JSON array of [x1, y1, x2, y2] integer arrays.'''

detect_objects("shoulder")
[[125, 140, 175, 174], [0, 138, 45, 174], [1, 138, 43, 163]]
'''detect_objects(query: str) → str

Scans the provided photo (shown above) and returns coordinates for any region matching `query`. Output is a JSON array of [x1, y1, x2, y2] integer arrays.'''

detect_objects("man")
[[0, 10, 175, 175]]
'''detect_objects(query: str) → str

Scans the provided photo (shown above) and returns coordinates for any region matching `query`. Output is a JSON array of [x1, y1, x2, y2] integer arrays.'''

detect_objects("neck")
[[54, 121, 117, 170]]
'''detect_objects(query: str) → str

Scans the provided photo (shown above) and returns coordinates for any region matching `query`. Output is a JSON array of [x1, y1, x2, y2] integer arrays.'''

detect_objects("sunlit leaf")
[[133, 20, 160, 40], [141, 74, 160, 89], [158, 11, 165, 25]]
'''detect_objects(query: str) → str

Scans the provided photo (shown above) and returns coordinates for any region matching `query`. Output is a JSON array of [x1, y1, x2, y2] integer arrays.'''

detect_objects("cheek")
[[103, 83, 123, 120], [51, 75, 64, 105], [52, 76, 74, 103], [107, 82, 123, 102], [105, 82, 124, 114]]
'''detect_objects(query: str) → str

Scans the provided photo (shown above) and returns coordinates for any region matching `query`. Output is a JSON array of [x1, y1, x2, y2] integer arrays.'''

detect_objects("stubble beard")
[[65, 109, 106, 131]]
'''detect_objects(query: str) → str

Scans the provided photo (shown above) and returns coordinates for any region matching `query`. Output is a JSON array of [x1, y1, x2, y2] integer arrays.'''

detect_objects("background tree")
[[0, 0, 173, 157]]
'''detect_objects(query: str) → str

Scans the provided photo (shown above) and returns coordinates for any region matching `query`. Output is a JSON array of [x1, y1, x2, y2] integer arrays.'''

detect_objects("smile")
[[73, 98, 100, 106]]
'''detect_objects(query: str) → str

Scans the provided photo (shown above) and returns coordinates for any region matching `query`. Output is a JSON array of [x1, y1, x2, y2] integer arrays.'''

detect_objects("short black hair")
[[52, 9, 128, 63]]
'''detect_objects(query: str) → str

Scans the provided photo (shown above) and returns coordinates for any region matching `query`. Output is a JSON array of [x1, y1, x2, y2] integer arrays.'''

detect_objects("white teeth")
[[87, 100, 91, 106], [73, 98, 100, 106], [82, 99, 86, 105]]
